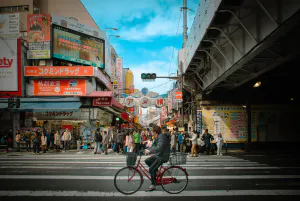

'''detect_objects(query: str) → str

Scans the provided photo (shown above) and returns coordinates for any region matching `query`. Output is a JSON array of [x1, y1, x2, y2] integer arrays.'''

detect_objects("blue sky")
[[81, 0, 199, 95]]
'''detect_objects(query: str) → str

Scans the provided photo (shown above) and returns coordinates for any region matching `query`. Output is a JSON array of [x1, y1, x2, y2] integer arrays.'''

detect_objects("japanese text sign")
[[25, 66, 94, 77], [33, 79, 86, 96], [116, 58, 123, 90], [93, 97, 112, 106]]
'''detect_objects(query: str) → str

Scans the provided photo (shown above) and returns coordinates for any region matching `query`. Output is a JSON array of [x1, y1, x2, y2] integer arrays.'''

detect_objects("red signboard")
[[25, 66, 94, 77], [93, 97, 112, 106]]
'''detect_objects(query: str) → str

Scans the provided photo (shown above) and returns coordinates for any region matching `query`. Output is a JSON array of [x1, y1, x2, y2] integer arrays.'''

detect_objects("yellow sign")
[[113, 81, 118, 85]]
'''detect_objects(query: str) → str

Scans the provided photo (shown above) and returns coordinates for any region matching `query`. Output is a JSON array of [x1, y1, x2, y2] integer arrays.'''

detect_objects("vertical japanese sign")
[[116, 57, 123, 92], [0, 38, 18, 91], [0, 13, 19, 34], [27, 14, 51, 59], [196, 110, 202, 134]]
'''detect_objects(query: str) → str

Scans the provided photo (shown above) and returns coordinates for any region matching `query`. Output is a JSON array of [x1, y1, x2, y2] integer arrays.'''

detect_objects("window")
[[0, 5, 29, 13]]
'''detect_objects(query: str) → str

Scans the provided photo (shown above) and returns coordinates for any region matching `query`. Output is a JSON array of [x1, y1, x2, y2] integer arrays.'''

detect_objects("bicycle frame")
[[127, 154, 188, 186]]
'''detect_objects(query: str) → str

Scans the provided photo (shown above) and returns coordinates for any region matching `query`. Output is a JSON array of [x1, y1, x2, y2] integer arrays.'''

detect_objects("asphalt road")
[[0, 150, 300, 201]]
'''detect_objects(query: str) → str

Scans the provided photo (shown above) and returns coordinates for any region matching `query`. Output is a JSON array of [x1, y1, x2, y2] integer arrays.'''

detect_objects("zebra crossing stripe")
[[0, 190, 299, 196]]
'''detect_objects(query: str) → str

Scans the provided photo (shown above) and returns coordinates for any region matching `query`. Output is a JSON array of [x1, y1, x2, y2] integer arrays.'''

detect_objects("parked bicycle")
[[114, 149, 189, 195]]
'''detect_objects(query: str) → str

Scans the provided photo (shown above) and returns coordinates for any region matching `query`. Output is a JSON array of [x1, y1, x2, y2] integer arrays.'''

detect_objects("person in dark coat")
[[145, 126, 170, 191], [201, 129, 214, 155]]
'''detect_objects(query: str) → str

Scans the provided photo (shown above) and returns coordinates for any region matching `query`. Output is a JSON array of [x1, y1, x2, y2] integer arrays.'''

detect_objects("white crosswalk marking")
[[0, 152, 299, 198]]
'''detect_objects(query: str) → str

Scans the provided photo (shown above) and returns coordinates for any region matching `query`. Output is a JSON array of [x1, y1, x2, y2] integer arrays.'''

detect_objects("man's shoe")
[[145, 185, 156, 192]]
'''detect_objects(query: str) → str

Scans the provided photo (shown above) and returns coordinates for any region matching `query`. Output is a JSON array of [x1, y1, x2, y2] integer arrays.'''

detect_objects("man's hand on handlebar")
[[144, 149, 150, 154]]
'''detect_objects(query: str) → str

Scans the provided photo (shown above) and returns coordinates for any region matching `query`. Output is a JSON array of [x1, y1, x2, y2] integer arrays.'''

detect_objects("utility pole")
[[182, 0, 188, 47], [180, 61, 184, 128]]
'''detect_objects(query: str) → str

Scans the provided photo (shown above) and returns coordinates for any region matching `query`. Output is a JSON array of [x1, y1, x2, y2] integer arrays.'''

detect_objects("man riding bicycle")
[[144, 126, 170, 191]]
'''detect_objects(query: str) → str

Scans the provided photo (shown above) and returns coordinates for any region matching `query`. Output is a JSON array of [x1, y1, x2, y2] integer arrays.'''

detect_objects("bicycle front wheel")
[[114, 167, 143, 195], [160, 166, 188, 194]]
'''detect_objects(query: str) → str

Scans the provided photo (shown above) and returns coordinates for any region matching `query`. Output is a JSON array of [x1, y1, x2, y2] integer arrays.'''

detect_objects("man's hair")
[[153, 126, 161, 134], [97, 128, 100, 131]]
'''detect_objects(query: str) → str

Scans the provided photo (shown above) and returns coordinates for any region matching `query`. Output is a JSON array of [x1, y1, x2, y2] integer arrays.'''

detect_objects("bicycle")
[[114, 149, 189, 195]]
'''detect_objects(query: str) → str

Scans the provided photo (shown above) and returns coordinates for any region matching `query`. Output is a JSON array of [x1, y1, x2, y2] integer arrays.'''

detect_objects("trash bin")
[[77, 140, 81, 150]]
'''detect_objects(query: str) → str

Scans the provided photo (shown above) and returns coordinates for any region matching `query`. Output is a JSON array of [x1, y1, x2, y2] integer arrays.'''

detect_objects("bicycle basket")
[[169, 152, 188, 165], [126, 152, 137, 166]]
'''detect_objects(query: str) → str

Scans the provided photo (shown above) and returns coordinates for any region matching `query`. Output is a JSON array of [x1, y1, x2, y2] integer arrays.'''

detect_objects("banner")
[[25, 66, 94, 77], [116, 58, 123, 91], [0, 13, 19, 34], [0, 38, 18, 91], [33, 79, 86, 96], [53, 25, 104, 68], [27, 14, 51, 59]]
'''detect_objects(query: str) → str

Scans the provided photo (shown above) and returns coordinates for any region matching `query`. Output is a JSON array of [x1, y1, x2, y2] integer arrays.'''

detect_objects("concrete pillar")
[[12, 112, 20, 149], [246, 100, 251, 152]]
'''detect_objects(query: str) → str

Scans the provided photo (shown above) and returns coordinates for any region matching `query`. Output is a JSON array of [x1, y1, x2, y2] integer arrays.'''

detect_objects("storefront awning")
[[81, 91, 113, 97], [11, 97, 82, 112], [112, 98, 124, 109]]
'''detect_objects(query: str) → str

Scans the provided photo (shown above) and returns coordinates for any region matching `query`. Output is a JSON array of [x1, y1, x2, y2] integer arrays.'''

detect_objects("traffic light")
[[8, 97, 14, 108], [141, 73, 156, 79]]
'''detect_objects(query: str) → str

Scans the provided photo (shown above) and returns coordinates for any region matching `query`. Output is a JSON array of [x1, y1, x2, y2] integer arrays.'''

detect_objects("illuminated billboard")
[[53, 25, 104, 68]]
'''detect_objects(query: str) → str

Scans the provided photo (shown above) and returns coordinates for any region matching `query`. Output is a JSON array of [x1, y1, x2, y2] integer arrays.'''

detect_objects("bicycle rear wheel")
[[160, 166, 188, 194], [114, 167, 143, 195]]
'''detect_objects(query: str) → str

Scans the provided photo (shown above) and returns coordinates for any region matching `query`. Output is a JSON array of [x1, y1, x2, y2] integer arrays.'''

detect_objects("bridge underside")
[[185, 0, 300, 97]]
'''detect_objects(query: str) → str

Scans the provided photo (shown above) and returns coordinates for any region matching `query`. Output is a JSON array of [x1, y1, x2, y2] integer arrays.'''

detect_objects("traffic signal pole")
[[180, 61, 184, 128]]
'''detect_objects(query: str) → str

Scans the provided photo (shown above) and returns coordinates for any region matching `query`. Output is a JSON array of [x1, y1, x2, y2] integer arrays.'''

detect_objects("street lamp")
[[105, 28, 118, 31], [109, 35, 120, 39]]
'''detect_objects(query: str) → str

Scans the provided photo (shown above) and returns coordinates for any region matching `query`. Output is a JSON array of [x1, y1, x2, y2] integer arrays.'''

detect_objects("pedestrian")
[[45, 129, 50, 150], [201, 129, 214, 155], [102, 131, 109, 155], [15, 130, 21, 152], [124, 132, 129, 154], [127, 132, 134, 152], [1, 132, 9, 153], [94, 128, 102, 154], [191, 131, 198, 157], [41, 132, 47, 153], [54, 130, 60, 152], [197, 134, 206, 154], [32, 131, 40, 154], [185, 133, 191, 154], [216, 133, 224, 155], [62, 128, 71, 152], [24, 129, 31, 152], [116, 130, 124, 154], [133, 129, 140, 153], [170, 129, 176, 153]]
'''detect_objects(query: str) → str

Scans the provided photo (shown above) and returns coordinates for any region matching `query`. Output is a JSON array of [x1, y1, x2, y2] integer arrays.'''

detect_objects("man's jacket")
[[150, 133, 170, 162], [201, 133, 214, 145]]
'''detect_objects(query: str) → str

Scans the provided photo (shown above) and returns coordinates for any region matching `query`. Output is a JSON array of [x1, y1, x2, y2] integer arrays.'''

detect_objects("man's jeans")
[[64, 141, 69, 151], [94, 141, 101, 153], [26, 141, 31, 151]]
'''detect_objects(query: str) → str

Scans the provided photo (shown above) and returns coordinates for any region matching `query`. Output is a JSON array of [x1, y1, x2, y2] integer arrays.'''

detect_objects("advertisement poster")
[[25, 66, 94, 77], [202, 106, 256, 142], [0, 13, 19, 34], [116, 57, 123, 91], [33, 80, 86, 96], [27, 14, 51, 59], [0, 38, 18, 91], [53, 25, 104, 68]]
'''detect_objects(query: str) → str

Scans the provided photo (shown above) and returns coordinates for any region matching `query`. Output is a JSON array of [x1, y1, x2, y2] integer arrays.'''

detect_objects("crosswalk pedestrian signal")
[[141, 73, 156, 79]]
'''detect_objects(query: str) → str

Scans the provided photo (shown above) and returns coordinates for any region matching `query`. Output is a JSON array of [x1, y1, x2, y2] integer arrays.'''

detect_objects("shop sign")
[[124, 96, 135, 107], [95, 68, 112, 90], [196, 110, 202, 134], [25, 66, 94, 77], [128, 107, 134, 112], [0, 13, 19, 34], [140, 97, 151, 108], [93, 97, 112, 106], [116, 58, 123, 91], [51, 13, 102, 39], [0, 38, 18, 91], [26, 108, 101, 120], [27, 14, 51, 59], [33, 79, 86, 96], [53, 25, 104, 68], [156, 97, 165, 108]]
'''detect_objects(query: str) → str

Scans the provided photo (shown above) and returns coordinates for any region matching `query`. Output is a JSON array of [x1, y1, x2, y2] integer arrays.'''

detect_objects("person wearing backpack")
[[94, 128, 102, 154]]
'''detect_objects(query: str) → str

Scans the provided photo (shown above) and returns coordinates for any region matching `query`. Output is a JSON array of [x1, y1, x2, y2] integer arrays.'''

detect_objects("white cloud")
[[125, 60, 177, 95]]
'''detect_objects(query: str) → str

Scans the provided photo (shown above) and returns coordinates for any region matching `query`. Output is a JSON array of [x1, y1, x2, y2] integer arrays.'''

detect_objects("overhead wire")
[[163, 9, 182, 94]]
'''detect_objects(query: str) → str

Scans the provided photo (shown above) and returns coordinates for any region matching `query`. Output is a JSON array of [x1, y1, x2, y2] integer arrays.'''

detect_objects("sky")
[[81, 0, 199, 95]]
